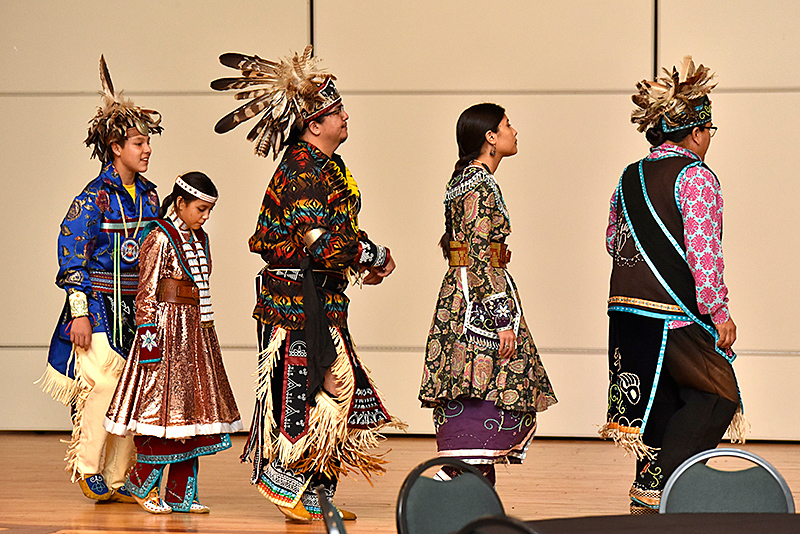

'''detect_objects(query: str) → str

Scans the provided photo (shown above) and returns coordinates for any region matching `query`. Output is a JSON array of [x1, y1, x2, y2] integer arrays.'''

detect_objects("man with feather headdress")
[[600, 56, 745, 513], [38, 56, 162, 502], [212, 46, 399, 522]]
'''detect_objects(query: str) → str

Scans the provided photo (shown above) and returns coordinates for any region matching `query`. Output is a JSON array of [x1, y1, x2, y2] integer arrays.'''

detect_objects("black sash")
[[300, 256, 338, 406], [620, 161, 714, 329]]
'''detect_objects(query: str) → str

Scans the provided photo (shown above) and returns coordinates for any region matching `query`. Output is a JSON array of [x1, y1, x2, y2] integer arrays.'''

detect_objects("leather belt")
[[265, 267, 347, 292], [449, 241, 511, 269], [156, 278, 199, 305]]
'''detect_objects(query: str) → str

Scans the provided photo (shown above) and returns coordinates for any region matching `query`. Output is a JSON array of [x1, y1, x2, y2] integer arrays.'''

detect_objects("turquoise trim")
[[139, 358, 161, 364], [640, 321, 670, 433], [135, 434, 231, 465], [153, 221, 195, 280], [608, 306, 687, 322], [638, 162, 685, 261], [619, 166, 733, 364], [126, 466, 163, 498], [169, 468, 197, 512], [648, 151, 685, 162]]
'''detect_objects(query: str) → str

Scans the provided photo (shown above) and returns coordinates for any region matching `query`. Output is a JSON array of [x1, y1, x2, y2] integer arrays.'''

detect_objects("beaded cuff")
[[137, 324, 161, 364], [68, 291, 89, 318], [358, 241, 388, 267]]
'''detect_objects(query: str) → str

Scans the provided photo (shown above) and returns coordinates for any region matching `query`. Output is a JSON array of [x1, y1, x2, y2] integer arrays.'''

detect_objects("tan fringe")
[[260, 326, 403, 482], [35, 364, 79, 406], [64, 369, 92, 482], [598, 423, 658, 460], [726, 408, 749, 444], [254, 326, 286, 462], [345, 266, 364, 289], [275, 328, 355, 471], [62, 346, 125, 482]]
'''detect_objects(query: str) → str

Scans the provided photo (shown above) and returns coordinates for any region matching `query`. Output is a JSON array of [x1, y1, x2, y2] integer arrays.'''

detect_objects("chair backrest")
[[397, 458, 505, 534], [660, 448, 795, 513], [456, 515, 541, 534], [315, 485, 347, 534]]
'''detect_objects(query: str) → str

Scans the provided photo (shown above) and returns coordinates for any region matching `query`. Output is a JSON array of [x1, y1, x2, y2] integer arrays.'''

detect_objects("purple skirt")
[[434, 397, 537, 464]]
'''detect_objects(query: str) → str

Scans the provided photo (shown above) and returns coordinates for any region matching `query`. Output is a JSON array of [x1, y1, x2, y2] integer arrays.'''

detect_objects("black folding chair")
[[315, 485, 347, 534], [397, 457, 505, 534], [660, 448, 795, 513]]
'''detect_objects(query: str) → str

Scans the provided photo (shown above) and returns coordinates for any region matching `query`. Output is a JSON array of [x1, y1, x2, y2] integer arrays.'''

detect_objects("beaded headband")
[[176, 176, 217, 204]]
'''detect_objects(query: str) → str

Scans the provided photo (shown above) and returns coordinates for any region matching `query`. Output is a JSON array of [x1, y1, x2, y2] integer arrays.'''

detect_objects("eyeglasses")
[[699, 125, 718, 138], [320, 105, 346, 118]]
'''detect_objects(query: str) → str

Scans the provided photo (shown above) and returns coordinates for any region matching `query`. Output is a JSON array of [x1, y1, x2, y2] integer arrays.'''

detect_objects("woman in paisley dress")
[[419, 103, 556, 485]]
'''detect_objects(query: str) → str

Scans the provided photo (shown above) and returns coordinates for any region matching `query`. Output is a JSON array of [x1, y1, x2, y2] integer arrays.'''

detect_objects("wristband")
[[69, 291, 89, 318]]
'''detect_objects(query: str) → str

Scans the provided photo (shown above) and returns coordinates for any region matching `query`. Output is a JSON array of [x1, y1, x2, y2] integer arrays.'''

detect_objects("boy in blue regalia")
[[38, 55, 163, 502]]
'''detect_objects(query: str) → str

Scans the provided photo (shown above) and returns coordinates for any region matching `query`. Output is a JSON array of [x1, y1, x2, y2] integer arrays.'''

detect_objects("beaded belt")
[[449, 241, 511, 269], [89, 270, 140, 295]]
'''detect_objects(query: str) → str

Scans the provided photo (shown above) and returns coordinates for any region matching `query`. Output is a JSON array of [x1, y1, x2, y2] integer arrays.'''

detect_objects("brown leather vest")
[[608, 156, 695, 317]]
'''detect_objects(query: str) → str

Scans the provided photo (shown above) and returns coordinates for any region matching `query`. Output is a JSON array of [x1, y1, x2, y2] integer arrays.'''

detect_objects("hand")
[[497, 329, 516, 358], [363, 255, 396, 285], [363, 269, 383, 285], [376, 255, 396, 277], [715, 317, 737, 349], [70, 316, 92, 351]]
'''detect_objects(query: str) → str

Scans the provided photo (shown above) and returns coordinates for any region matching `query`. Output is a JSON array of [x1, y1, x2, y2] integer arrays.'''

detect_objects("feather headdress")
[[85, 55, 163, 163], [631, 55, 716, 133], [210, 45, 340, 159]]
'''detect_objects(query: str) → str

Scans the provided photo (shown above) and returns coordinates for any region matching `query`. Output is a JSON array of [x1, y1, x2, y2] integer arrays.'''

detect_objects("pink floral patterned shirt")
[[606, 143, 730, 327]]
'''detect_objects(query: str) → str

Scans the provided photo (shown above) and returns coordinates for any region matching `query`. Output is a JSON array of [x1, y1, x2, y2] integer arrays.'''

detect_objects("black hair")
[[439, 103, 506, 258], [158, 171, 217, 218], [103, 133, 127, 164], [452, 103, 505, 174], [286, 111, 333, 147], [645, 122, 692, 146]]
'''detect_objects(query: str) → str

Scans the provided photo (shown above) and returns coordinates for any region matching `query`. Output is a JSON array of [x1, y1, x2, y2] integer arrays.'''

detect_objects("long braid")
[[158, 192, 176, 219], [439, 148, 482, 258]]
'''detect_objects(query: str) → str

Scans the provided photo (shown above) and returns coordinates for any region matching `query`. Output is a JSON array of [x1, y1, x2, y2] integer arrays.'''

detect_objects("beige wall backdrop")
[[2, 1, 799, 440]]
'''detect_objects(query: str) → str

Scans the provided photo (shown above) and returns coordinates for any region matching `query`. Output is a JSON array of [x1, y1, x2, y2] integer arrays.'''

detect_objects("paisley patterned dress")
[[420, 164, 556, 464]]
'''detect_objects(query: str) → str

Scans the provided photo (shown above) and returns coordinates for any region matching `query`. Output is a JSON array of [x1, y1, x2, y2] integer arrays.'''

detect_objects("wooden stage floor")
[[2, 432, 799, 533]]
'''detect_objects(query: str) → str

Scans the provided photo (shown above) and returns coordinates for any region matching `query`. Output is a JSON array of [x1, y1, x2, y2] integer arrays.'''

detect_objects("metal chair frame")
[[316, 485, 347, 534], [659, 447, 795, 513], [396, 457, 504, 534], [456, 514, 541, 534]]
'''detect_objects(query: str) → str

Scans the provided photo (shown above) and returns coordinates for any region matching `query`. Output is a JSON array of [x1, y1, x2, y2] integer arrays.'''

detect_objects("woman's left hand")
[[497, 329, 516, 358]]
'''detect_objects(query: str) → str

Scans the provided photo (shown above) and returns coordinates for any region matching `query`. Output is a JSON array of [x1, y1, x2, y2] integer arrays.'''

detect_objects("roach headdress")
[[210, 45, 341, 159], [631, 55, 716, 134], [84, 55, 163, 163]]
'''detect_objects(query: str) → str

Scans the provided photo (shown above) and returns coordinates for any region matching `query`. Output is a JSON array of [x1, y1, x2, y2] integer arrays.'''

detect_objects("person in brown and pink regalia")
[[420, 103, 557, 487], [104, 172, 242, 514], [600, 56, 746, 514]]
